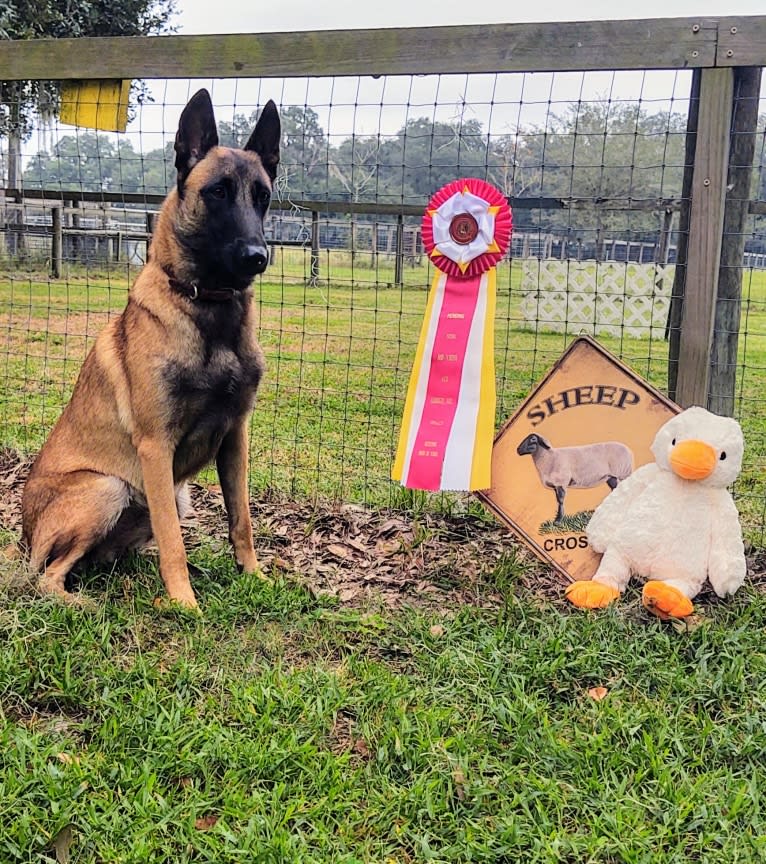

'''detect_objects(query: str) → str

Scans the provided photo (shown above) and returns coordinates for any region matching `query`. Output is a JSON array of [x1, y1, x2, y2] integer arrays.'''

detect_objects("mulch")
[[4, 448, 763, 611], [0, 448, 555, 610]]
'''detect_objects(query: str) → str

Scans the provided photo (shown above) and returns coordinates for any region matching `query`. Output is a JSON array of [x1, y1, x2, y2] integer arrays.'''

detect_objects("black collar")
[[163, 267, 237, 303]]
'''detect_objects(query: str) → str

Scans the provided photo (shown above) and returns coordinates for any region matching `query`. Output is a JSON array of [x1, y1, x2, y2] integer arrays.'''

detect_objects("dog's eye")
[[255, 187, 271, 207], [208, 184, 227, 200]]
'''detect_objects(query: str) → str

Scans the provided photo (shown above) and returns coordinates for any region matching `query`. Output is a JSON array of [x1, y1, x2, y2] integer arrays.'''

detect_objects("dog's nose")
[[240, 243, 269, 273]]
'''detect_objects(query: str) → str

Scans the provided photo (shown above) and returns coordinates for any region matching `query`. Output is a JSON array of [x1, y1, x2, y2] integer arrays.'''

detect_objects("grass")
[[1, 543, 766, 862], [540, 511, 594, 534], [1, 250, 766, 861]]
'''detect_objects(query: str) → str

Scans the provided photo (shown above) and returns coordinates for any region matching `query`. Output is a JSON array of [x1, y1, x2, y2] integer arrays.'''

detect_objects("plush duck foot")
[[565, 580, 620, 609], [642, 581, 694, 620]]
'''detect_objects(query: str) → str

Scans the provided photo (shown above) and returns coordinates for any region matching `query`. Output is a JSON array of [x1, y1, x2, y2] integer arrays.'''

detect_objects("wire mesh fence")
[[0, 42, 764, 540]]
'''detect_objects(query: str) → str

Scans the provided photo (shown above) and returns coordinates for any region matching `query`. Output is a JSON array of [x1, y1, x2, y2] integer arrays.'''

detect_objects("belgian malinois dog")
[[21, 89, 280, 609]]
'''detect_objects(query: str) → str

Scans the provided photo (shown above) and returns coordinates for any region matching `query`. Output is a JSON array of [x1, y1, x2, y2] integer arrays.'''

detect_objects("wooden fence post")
[[708, 66, 762, 417], [145, 211, 155, 246], [667, 69, 701, 393], [310, 209, 320, 286], [394, 214, 404, 287], [51, 206, 62, 278], [674, 67, 734, 409]]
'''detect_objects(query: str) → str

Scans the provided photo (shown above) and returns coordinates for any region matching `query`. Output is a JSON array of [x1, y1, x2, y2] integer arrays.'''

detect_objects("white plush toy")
[[565, 406, 746, 618]]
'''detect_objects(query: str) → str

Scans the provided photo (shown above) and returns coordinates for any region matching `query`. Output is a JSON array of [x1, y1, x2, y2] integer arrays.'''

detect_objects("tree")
[[329, 134, 381, 202], [510, 100, 688, 239], [219, 104, 328, 198], [373, 117, 491, 203], [1, 0, 176, 188]]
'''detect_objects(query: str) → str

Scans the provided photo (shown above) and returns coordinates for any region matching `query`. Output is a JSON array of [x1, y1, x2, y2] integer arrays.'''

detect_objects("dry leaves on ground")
[[0, 449, 543, 610]]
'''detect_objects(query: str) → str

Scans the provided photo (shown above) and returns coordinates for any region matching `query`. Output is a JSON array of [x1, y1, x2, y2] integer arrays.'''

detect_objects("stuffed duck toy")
[[565, 406, 746, 618]]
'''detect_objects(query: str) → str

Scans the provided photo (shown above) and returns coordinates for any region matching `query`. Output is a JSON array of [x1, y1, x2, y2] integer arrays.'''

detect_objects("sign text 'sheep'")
[[526, 385, 640, 426]]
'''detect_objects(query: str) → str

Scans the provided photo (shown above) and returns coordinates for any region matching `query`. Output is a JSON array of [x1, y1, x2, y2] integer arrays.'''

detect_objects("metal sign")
[[477, 336, 680, 583]]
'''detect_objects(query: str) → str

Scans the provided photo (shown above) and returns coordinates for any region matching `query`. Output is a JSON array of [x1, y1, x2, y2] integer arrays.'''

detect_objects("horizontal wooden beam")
[[8, 187, 766, 218], [717, 17, 766, 66], [3, 188, 567, 214], [0, 17, 739, 80]]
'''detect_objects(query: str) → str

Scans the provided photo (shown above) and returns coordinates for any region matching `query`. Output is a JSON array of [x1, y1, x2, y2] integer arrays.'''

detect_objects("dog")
[[20, 88, 280, 609]]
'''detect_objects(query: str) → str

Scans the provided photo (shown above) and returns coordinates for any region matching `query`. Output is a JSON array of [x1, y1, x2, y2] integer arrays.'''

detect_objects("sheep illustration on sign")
[[516, 434, 634, 523]]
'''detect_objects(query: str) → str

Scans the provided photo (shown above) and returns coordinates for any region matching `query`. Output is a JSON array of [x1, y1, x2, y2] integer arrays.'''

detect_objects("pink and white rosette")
[[393, 179, 512, 491]]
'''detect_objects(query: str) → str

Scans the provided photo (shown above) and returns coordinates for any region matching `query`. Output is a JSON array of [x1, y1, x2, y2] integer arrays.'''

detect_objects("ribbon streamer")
[[393, 178, 512, 491]]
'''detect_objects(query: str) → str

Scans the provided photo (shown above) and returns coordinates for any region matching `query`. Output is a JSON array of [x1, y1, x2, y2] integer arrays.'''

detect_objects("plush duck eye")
[[720, 452, 727, 461], [671, 438, 676, 446]]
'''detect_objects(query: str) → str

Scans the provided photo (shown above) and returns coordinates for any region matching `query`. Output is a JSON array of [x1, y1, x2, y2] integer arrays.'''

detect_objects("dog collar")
[[163, 267, 238, 303]]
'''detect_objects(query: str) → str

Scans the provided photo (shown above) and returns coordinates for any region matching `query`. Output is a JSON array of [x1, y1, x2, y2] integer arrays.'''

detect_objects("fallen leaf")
[[353, 738, 371, 759], [56, 752, 79, 766], [671, 613, 707, 634], [195, 815, 219, 831], [327, 543, 350, 560], [587, 686, 608, 701], [452, 767, 467, 800], [376, 518, 408, 537], [429, 624, 445, 637], [49, 824, 74, 864], [1, 543, 20, 560]]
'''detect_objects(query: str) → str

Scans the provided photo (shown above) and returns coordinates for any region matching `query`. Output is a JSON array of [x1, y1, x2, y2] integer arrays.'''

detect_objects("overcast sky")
[[172, 0, 766, 33]]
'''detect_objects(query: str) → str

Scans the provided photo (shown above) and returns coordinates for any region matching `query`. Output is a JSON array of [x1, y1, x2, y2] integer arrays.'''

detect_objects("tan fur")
[[21, 91, 279, 609]]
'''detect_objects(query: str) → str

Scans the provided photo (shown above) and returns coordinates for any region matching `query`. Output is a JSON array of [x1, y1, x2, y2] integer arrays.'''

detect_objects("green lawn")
[[1, 550, 765, 863]]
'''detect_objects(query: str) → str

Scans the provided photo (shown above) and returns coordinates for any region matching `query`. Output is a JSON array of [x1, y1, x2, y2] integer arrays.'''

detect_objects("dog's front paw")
[[237, 553, 270, 581], [164, 584, 199, 610], [153, 594, 201, 615]]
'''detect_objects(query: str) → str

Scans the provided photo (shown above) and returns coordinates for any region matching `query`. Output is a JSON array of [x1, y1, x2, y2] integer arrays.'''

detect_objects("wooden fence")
[[0, 16, 764, 417]]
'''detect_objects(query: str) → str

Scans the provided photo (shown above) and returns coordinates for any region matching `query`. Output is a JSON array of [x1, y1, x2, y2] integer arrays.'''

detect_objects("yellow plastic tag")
[[59, 80, 131, 132]]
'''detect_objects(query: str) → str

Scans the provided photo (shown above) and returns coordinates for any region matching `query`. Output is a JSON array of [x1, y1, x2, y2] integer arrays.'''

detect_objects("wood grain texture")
[[667, 68, 701, 397], [708, 67, 762, 417], [0, 17, 722, 80], [717, 17, 766, 66], [676, 68, 734, 409]]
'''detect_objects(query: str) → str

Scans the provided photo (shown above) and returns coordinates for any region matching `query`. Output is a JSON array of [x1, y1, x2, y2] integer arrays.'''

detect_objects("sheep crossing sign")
[[477, 336, 679, 585]]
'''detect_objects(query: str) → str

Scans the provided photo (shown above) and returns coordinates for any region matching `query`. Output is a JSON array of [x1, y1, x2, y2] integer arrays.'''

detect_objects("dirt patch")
[[0, 448, 551, 610], [0, 310, 110, 336]]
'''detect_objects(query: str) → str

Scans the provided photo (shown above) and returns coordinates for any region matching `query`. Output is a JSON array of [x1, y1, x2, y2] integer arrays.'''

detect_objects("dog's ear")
[[174, 89, 219, 194], [244, 99, 280, 180]]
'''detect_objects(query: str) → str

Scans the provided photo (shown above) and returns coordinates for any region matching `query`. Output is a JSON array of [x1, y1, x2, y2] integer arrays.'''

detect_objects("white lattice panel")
[[520, 260, 673, 339]]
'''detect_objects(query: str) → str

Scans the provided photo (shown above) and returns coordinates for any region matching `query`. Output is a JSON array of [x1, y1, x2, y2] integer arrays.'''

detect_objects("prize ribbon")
[[392, 178, 512, 491]]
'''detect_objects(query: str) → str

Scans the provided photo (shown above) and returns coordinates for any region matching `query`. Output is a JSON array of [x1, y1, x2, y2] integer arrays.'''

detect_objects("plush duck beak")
[[669, 439, 717, 480]]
